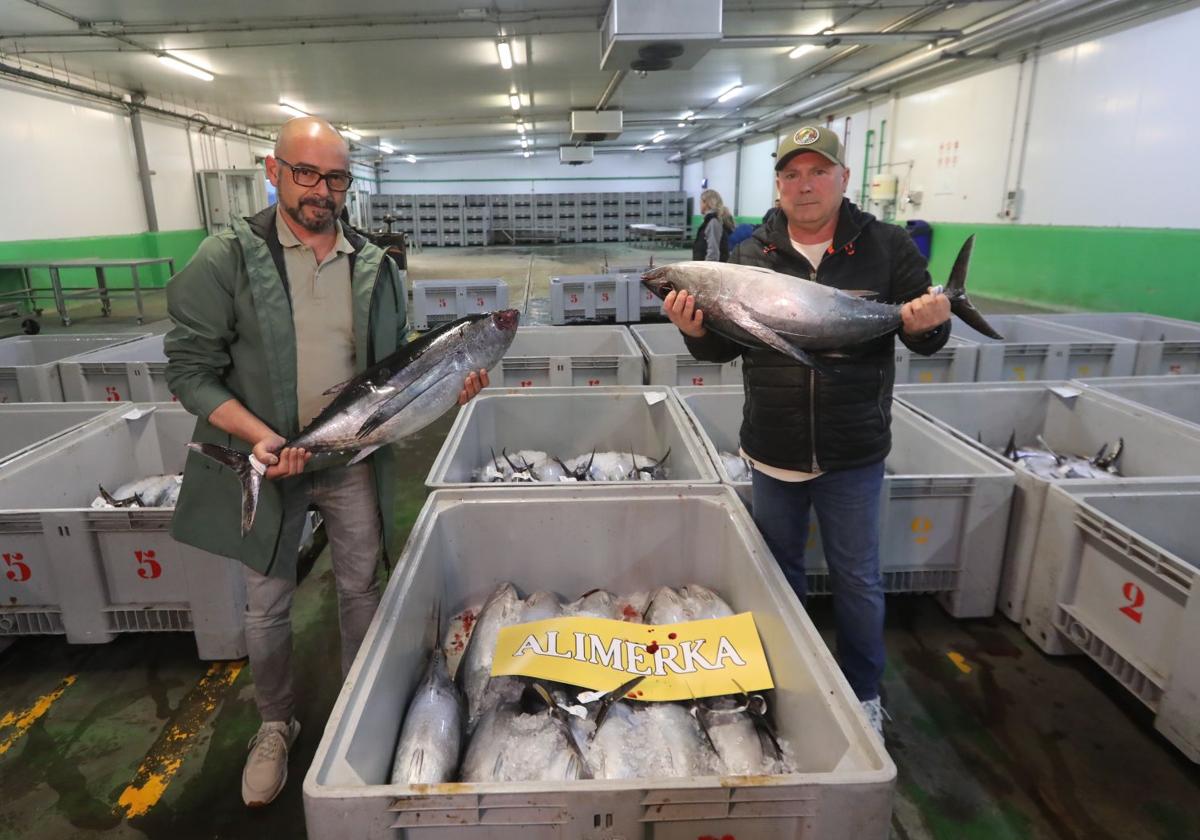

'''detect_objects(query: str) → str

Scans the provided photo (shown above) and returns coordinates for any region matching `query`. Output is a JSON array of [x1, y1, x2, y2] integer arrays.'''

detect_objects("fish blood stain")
[[668, 632, 677, 640], [646, 642, 659, 654], [621, 605, 639, 619]]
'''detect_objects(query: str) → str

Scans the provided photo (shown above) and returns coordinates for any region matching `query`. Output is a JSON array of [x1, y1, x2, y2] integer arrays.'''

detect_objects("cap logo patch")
[[794, 127, 820, 145]]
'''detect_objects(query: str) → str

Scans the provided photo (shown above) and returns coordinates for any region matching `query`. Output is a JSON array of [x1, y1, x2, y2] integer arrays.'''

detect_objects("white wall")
[[682, 159, 704, 206], [1, 83, 147, 240], [378, 151, 678, 195], [700, 148, 738, 213], [736, 135, 778, 218]]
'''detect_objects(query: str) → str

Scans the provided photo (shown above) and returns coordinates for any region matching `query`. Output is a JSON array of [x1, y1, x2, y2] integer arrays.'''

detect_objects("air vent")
[[570, 110, 623, 142]]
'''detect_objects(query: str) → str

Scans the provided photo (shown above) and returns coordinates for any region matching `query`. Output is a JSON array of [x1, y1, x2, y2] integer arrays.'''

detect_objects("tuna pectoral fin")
[[187, 442, 263, 537], [737, 316, 833, 374], [346, 444, 381, 466], [943, 235, 1004, 340]]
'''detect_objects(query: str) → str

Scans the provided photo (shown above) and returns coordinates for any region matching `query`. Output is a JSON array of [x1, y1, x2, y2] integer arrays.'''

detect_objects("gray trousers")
[[241, 462, 382, 723]]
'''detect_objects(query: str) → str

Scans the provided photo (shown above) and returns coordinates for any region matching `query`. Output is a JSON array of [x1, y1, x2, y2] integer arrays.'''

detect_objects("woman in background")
[[693, 188, 734, 261]]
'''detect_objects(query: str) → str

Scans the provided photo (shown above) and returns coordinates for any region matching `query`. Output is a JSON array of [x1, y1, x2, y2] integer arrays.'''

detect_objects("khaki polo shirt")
[[276, 207, 356, 427]]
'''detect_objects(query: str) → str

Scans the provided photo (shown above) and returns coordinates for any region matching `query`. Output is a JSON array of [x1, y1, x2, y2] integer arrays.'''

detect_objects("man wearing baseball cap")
[[662, 124, 952, 738]]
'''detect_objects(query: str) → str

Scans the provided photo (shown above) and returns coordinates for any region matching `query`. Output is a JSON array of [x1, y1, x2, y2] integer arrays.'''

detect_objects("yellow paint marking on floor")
[[947, 651, 973, 674], [115, 661, 244, 819], [0, 674, 78, 757]]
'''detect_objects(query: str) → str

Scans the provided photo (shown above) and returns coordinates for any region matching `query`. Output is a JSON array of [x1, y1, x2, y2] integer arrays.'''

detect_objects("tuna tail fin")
[[941, 235, 1004, 340], [187, 442, 262, 537]]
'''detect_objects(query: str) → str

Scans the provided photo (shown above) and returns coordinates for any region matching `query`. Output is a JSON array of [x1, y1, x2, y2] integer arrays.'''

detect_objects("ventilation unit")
[[600, 0, 722, 72], [570, 110, 623, 142], [559, 146, 595, 165]]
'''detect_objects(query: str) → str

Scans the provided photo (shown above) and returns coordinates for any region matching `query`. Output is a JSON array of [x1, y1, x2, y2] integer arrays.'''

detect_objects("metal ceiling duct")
[[674, 0, 1148, 161]]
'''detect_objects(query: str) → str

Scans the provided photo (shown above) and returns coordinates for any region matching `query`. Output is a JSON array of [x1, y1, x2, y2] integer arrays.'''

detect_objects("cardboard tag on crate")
[[491, 612, 773, 701]]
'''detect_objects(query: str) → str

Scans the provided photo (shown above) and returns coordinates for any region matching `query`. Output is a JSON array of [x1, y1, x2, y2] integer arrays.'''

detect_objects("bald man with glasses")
[[164, 118, 488, 806]]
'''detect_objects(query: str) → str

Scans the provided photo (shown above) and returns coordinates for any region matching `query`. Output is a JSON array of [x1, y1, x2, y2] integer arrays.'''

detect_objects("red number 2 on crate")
[[3, 552, 30, 582], [1119, 581, 1145, 624], [135, 549, 162, 580]]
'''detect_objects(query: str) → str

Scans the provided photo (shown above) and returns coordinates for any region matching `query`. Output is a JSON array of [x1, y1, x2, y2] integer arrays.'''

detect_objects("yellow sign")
[[491, 613, 774, 702]]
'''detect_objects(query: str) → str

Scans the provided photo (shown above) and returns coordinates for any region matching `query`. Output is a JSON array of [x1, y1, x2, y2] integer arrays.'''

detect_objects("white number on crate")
[[1119, 581, 1145, 624], [105, 385, 122, 401], [3, 552, 30, 582], [135, 549, 162, 580]]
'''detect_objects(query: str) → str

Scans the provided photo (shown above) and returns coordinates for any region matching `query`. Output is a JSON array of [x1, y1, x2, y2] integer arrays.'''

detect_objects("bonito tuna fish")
[[640, 237, 1001, 370], [390, 647, 466, 784], [190, 310, 519, 534]]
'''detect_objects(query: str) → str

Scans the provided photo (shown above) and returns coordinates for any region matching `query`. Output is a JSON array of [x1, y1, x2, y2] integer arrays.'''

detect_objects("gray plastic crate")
[[956, 314, 1137, 381], [493, 326, 642, 387], [302, 485, 896, 840], [426, 386, 719, 489], [1024, 481, 1200, 763], [58, 333, 173, 403], [411, 279, 508, 331], [549, 274, 630, 324], [1028, 313, 1200, 376], [895, 381, 1200, 627], [1073, 375, 1200, 431], [0, 403, 119, 467], [0, 334, 147, 402], [674, 386, 1014, 618], [894, 334, 979, 384], [631, 323, 742, 387], [0, 404, 246, 659]]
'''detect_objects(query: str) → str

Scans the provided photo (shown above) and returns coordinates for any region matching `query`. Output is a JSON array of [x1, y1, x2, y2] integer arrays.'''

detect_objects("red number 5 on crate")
[[135, 549, 162, 580]]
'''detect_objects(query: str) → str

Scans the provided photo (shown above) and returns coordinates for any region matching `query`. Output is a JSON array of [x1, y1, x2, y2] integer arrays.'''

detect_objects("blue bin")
[[905, 220, 932, 261]]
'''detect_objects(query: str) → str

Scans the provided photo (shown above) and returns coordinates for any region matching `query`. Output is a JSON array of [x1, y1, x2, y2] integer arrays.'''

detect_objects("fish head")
[[491, 308, 521, 334], [640, 267, 678, 300]]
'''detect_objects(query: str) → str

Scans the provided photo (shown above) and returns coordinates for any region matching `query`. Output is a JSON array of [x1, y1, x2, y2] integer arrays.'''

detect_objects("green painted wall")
[[690, 214, 764, 230], [0, 229, 206, 313], [926, 223, 1200, 321]]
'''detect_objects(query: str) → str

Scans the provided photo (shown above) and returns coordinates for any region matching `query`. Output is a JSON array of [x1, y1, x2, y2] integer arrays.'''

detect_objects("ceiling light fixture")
[[279, 100, 309, 118], [516, 123, 526, 134], [157, 52, 214, 81], [341, 127, 362, 141], [636, 145, 646, 151], [509, 93, 521, 110], [717, 84, 743, 103], [651, 129, 665, 139], [652, 134, 668, 143], [523, 151, 531, 158], [405, 154, 418, 163], [788, 44, 817, 59], [680, 110, 694, 120], [677, 122, 686, 127], [496, 40, 513, 69], [520, 138, 528, 148], [379, 143, 395, 154]]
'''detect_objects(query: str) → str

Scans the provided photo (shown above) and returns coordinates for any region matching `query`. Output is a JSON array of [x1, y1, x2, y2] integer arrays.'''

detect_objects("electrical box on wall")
[[1001, 188, 1023, 220], [869, 173, 898, 202]]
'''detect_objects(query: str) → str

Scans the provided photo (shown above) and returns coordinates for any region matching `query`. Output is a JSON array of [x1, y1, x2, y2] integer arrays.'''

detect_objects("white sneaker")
[[242, 718, 301, 807], [860, 697, 888, 739]]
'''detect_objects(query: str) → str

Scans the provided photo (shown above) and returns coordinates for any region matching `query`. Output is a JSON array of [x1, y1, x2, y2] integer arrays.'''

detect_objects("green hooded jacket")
[[164, 204, 407, 579]]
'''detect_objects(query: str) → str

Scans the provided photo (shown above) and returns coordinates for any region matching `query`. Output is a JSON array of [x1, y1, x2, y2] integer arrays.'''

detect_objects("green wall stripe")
[[690, 214, 765, 229], [925, 223, 1200, 321], [0, 229, 206, 310]]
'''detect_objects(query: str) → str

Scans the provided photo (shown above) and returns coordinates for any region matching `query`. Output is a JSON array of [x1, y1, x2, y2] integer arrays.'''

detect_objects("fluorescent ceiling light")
[[788, 44, 817, 59], [652, 134, 668, 143], [636, 145, 645, 151], [523, 151, 531, 158], [496, 40, 513, 69], [520, 138, 528, 148], [680, 110, 694, 120], [651, 129, 665, 139], [677, 122, 686, 127], [717, 84, 743, 103], [157, 52, 214, 82], [405, 154, 418, 163], [379, 143, 395, 154], [509, 93, 521, 110], [279, 101, 308, 118], [516, 123, 526, 134], [341, 127, 362, 141]]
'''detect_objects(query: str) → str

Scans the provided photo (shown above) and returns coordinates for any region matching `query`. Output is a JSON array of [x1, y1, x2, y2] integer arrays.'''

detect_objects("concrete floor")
[[1, 244, 1196, 839]]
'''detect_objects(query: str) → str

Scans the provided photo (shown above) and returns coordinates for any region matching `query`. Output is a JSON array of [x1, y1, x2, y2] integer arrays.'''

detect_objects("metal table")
[[0, 257, 174, 325], [627, 223, 686, 247]]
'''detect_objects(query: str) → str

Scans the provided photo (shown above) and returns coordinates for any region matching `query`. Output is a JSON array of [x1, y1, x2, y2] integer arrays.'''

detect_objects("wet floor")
[[1, 244, 1195, 839]]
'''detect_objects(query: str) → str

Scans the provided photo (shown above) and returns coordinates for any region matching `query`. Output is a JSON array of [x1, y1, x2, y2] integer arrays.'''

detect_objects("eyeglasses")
[[274, 157, 354, 192]]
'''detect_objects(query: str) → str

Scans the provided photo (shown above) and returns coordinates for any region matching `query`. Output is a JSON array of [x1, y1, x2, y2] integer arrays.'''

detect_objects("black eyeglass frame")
[[274, 156, 354, 192]]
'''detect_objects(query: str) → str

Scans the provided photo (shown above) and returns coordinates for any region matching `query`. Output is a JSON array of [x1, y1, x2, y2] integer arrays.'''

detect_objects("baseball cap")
[[774, 125, 845, 170]]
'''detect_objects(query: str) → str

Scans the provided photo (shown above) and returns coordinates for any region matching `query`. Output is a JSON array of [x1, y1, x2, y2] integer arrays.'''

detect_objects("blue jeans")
[[751, 460, 886, 701]]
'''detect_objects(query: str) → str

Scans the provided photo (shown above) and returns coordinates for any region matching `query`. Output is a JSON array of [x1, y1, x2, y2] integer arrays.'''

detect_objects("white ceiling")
[[0, 0, 1162, 160]]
